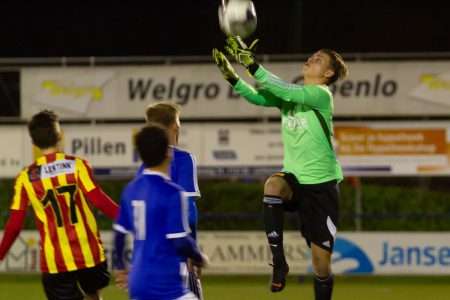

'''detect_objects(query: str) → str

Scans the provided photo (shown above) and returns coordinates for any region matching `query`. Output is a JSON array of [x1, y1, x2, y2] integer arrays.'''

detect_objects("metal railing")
[[1, 52, 450, 68]]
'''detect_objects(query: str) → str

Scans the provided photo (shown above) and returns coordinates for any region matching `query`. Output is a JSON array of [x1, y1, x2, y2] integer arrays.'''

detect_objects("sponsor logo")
[[282, 115, 307, 131], [218, 129, 230, 145], [41, 160, 75, 178], [0, 157, 21, 169], [292, 73, 398, 98], [331, 237, 374, 274], [1, 236, 39, 272], [267, 231, 279, 239], [41, 80, 103, 101], [417, 74, 450, 91], [410, 73, 450, 108], [32, 70, 114, 115], [322, 240, 331, 248], [0, 232, 133, 272], [28, 165, 42, 181], [379, 242, 450, 267], [128, 77, 240, 105], [71, 137, 127, 156], [212, 150, 237, 160]]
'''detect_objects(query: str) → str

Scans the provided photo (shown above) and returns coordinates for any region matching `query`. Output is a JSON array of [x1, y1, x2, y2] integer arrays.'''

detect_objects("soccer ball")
[[218, 0, 257, 39]]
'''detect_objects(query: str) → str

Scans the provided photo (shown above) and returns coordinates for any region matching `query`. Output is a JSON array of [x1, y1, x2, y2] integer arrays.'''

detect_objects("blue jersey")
[[137, 146, 200, 238], [137, 146, 200, 197], [114, 170, 191, 300]]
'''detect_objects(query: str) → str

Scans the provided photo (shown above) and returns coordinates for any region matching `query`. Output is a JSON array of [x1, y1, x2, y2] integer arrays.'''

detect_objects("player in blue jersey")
[[113, 124, 208, 300], [138, 102, 201, 238], [136, 102, 203, 297]]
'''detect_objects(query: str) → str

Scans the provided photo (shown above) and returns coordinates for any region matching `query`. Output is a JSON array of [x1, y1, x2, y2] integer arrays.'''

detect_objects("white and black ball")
[[219, 0, 257, 39]]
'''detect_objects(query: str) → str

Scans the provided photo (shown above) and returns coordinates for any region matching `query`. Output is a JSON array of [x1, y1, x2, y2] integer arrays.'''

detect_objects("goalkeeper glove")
[[224, 36, 259, 69], [212, 48, 239, 86]]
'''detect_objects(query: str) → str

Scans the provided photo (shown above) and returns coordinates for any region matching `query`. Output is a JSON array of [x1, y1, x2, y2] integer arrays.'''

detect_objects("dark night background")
[[0, 1, 448, 117], [0, 1, 448, 57]]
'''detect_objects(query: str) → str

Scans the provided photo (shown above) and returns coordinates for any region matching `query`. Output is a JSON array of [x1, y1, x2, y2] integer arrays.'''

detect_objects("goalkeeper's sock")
[[263, 195, 289, 292], [314, 275, 334, 300], [263, 195, 286, 265]]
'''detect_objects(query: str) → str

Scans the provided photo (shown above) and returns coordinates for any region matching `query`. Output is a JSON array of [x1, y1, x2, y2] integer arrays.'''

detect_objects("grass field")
[[1, 274, 449, 300]]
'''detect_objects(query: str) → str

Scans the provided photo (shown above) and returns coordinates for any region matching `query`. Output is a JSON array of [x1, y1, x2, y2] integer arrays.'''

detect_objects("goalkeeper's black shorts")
[[279, 172, 339, 253]]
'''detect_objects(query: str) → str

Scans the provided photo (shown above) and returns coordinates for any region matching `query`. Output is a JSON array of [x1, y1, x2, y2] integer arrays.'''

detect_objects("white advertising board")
[[0, 127, 29, 178], [1, 231, 449, 275], [62, 124, 138, 168], [21, 66, 272, 119], [1, 121, 450, 177], [21, 61, 450, 119]]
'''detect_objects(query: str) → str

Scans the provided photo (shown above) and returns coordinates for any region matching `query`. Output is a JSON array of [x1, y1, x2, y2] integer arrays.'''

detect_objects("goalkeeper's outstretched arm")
[[251, 65, 330, 110], [224, 36, 332, 110], [233, 78, 282, 108]]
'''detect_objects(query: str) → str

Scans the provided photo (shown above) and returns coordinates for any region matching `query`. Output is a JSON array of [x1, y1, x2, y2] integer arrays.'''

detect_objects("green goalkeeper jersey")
[[234, 65, 343, 184]]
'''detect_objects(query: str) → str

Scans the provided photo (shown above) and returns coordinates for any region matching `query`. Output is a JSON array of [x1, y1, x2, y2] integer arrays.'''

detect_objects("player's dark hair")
[[135, 124, 169, 167], [28, 110, 61, 149], [320, 49, 349, 85], [145, 102, 180, 128]]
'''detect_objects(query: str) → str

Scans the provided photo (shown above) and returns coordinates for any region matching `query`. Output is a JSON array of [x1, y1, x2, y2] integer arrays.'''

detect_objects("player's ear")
[[324, 69, 334, 81], [55, 124, 64, 145], [166, 147, 173, 160], [58, 129, 64, 142]]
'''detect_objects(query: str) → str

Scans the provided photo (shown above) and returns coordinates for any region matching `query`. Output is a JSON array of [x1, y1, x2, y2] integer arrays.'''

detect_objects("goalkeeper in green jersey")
[[213, 37, 348, 300]]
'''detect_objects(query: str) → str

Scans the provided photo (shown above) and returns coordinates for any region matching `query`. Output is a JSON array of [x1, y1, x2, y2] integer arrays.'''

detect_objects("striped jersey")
[[10, 152, 106, 273]]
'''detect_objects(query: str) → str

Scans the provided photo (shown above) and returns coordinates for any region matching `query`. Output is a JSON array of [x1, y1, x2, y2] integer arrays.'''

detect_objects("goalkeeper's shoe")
[[269, 262, 289, 292]]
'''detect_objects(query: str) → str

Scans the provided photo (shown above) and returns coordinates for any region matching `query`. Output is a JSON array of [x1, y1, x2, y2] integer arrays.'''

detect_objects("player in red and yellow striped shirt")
[[0, 110, 118, 300]]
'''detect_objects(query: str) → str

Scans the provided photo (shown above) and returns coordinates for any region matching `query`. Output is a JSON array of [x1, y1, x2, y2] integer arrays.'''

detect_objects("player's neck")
[[147, 163, 170, 177], [168, 130, 178, 145], [304, 76, 327, 85], [40, 147, 60, 155]]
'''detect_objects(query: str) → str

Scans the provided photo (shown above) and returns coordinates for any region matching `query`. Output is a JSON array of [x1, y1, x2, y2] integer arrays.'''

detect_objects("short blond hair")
[[145, 102, 180, 128]]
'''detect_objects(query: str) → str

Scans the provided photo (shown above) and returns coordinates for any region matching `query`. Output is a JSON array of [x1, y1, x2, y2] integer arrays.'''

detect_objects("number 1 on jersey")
[[132, 200, 146, 240]]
